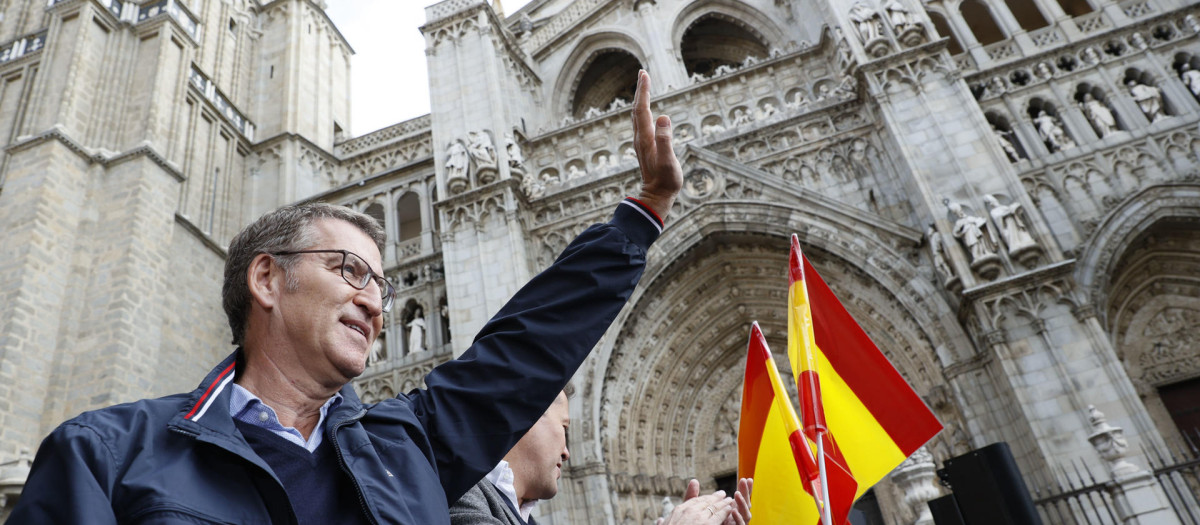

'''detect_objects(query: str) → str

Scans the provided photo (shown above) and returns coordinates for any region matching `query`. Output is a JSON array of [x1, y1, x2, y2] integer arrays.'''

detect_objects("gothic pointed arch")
[[576, 193, 972, 520], [960, 0, 1007, 46], [677, 13, 770, 77], [1079, 185, 1200, 447], [926, 9, 964, 55], [396, 191, 421, 241], [552, 31, 650, 118], [670, 0, 792, 67]]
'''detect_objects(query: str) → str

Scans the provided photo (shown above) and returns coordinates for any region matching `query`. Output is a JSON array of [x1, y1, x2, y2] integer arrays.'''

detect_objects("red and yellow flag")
[[739, 235, 943, 524]]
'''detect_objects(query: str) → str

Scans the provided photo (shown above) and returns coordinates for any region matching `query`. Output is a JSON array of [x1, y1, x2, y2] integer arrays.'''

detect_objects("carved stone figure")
[[1034, 62, 1054, 79], [1033, 111, 1075, 151], [408, 307, 426, 353], [701, 122, 726, 136], [1126, 78, 1166, 122], [440, 303, 451, 343], [991, 124, 1020, 162], [566, 163, 586, 180], [731, 107, 753, 127], [883, 0, 914, 32], [584, 106, 603, 119], [467, 131, 496, 167], [445, 141, 469, 189], [926, 226, 955, 284], [367, 334, 385, 366], [949, 201, 997, 262], [1081, 93, 1118, 137], [1081, 47, 1101, 65], [848, 2, 883, 43], [1179, 63, 1200, 98], [786, 91, 809, 110], [757, 102, 777, 120], [594, 153, 611, 171], [892, 446, 940, 525], [622, 147, 637, 162], [660, 497, 675, 520], [607, 97, 629, 112], [983, 195, 1037, 253], [504, 132, 525, 171]]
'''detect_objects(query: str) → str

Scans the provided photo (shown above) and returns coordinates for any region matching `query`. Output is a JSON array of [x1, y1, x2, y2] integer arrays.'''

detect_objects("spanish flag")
[[739, 235, 942, 524], [738, 323, 857, 524]]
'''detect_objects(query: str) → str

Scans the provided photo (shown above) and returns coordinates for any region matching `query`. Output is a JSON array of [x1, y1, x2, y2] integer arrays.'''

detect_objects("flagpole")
[[794, 237, 834, 525], [817, 435, 833, 525]]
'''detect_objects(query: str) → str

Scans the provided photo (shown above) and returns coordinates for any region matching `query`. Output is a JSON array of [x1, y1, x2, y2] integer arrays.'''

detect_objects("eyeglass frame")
[[269, 249, 395, 313]]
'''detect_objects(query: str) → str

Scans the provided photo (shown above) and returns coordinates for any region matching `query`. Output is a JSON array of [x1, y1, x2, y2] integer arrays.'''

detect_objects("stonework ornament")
[[1179, 63, 1200, 98], [504, 132, 525, 172], [467, 130, 497, 168], [991, 124, 1021, 162], [730, 107, 753, 127], [983, 194, 1037, 255], [949, 201, 998, 263], [683, 170, 716, 199], [926, 226, 956, 285], [445, 140, 470, 194], [1033, 110, 1076, 152], [408, 307, 426, 353], [849, 2, 883, 44], [1081, 93, 1118, 138], [1086, 405, 1140, 478], [1126, 78, 1166, 122], [892, 446, 939, 525]]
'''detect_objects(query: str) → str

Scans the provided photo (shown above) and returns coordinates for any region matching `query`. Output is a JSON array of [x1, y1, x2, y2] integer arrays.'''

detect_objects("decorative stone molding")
[[891, 446, 940, 525]]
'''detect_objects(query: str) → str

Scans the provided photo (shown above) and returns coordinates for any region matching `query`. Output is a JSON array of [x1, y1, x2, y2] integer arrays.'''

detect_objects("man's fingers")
[[684, 479, 701, 500]]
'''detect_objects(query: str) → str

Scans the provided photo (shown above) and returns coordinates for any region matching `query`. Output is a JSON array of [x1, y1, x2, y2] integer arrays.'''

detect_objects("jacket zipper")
[[330, 409, 378, 525]]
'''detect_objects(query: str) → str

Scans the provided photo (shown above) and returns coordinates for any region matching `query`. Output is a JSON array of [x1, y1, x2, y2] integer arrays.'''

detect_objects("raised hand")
[[631, 69, 683, 221]]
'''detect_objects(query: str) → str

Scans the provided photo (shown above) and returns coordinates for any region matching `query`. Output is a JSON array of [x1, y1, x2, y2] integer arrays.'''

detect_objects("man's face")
[[274, 218, 384, 385], [506, 392, 571, 504]]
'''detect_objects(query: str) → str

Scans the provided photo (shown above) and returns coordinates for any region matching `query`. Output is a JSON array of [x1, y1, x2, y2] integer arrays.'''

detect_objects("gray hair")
[[222, 202, 385, 345]]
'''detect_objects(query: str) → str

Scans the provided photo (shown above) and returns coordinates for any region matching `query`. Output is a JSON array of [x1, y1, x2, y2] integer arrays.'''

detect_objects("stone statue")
[[1034, 62, 1054, 79], [504, 132, 525, 171], [594, 153, 611, 171], [786, 91, 809, 110], [926, 226, 955, 283], [607, 97, 629, 112], [949, 201, 997, 262], [440, 303, 451, 343], [731, 107, 753, 126], [367, 334, 385, 366], [408, 307, 426, 353], [566, 163, 586, 180], [1081, 47, 1101, 65], [1080, 93, 1118, 137], [848, 2, 883, 43], [1180, 63, 1200, 98], [984, 195, 1037, 253], [1033, 110, 1075, 152], [883, 0, 914, 32], [660, 497, 675, 520], [1126, 78, 1166, 122], [991, 124, 1020, 162], [467, 131, 496, 167], [701, 122, 726, 136], [622, 147, 637, 162], [445, 141, 469, 182], [757, 101, 777, 120]]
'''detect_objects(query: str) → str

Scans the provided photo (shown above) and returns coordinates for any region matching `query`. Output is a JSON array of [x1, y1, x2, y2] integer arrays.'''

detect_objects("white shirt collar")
[[485, 460, 540, 522]]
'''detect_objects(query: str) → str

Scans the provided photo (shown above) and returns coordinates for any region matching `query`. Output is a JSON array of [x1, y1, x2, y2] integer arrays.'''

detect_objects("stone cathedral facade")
[[1, 0, 1199, 522]]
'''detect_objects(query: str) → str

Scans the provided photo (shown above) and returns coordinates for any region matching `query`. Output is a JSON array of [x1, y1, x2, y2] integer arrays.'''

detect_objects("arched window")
[[396, 192, 421, 242], [1057, 0, 1093, 17], [680, 14, 769, 77], [961, 0, 1007, 46], [364, 202, 386, 234], [571, 50, 643, 118], [1005, 0, 1050, 31], [926, 10, 963, 55]]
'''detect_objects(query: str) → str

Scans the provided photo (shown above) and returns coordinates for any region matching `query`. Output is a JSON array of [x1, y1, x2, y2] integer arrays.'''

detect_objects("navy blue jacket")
[[8, 199, 662, 525]]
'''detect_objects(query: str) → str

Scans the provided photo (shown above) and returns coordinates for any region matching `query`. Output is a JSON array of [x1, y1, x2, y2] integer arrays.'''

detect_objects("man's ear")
[[247, 253, 282, 310]]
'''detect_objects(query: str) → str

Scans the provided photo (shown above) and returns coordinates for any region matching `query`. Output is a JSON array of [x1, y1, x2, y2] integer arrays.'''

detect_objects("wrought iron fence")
[[1031, 429, 1200, 525], [1144, 428, 1200, 525]]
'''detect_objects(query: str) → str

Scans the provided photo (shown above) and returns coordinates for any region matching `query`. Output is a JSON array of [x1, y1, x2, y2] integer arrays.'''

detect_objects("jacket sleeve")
[[413, 199, 662, 502], [6, 423, 119, 525]]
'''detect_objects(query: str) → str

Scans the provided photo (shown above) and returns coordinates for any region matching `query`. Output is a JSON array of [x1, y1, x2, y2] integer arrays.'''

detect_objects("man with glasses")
[[11, 71, 683, 524]]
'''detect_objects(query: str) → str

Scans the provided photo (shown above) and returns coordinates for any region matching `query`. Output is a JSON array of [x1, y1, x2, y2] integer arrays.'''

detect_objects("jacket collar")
[[169, 349, 367, 436]]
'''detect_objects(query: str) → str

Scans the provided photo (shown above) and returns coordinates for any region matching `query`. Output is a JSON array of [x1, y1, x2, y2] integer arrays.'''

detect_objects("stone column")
[[1086, 406, 1180, 525], [891, 447, 941, 525]]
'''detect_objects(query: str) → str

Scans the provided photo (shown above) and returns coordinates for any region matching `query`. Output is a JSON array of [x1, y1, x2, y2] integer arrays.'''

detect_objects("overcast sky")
[[325, 0, 533, 137]]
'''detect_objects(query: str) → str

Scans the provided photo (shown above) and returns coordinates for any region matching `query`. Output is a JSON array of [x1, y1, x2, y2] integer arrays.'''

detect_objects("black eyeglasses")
[[271, 249, 395, 313]]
